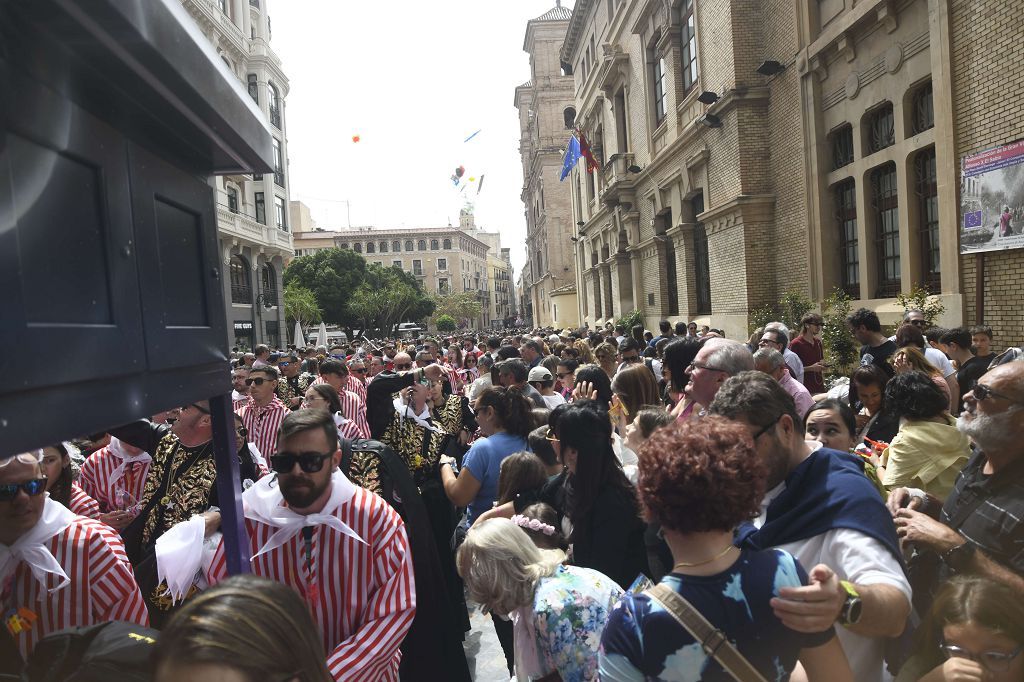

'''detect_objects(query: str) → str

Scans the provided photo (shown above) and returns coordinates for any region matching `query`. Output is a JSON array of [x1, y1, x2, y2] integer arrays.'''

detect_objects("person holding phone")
[[791, 312, 828, 394]]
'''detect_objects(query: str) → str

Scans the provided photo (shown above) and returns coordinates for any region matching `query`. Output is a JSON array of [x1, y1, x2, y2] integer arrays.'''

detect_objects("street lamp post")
[[254, 292, 274, 345]]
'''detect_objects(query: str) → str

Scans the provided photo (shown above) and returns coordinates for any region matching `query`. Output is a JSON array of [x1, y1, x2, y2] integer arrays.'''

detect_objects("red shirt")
[[790, 335, 825, 394]]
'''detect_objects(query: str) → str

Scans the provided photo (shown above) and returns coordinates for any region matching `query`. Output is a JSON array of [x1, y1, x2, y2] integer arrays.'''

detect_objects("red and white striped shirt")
[[3, 513, 148, 659], [205, 483, 415, 681], [68, 484, 101, 519], [236, 397, 289, 458], [78, 443, 150, 513], [345, 374, 367, 403], [339, 390, 371, 439]]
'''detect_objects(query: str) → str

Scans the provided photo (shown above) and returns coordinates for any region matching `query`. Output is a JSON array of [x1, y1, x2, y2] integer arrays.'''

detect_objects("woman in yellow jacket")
[[878, 370, 970, 500]]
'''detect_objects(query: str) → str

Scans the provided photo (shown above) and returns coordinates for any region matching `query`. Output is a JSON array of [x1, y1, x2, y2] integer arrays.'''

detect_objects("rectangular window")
[[867, 103, 895, 154], [692, 195, 711, 314], [254, 192, 266, 225], [272, 138, 285, 187], [653, 58, 668, 125], [413, 260, 423, 276], [437, 258, 447, 271], [831, 125, 854, 170], [438, 278, 449, 295], [871, 163, 900, 298], [247, 74, 259, 104], [915, 148, 940, 293], [227, 187, 239, 214], [274, 196, 287, 231], [614, 90, 628, 153], [681, 0, 698, 93], [392, 260, 402, 268], [834, 179, 860, 299]]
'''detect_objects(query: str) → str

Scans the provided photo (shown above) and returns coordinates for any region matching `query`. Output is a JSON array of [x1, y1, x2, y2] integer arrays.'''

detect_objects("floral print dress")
[[525, 564, 624, 682]]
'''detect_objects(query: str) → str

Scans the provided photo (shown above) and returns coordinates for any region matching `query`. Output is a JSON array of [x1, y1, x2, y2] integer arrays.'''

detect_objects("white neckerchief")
[[333, 411, 351, 428], [106, 437, 152, 487], [0, 496, 76, 593], [392, 397, 442, 433], [244, 469, 366, 560]]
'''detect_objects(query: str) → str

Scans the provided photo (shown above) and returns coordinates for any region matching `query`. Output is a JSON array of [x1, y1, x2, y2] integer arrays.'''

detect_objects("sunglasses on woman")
[[270, 451, 333, 474], [0, 478, 48, 502]]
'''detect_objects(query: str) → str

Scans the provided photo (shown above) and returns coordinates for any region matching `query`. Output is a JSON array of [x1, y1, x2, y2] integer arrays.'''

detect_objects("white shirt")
[[925, 347, 956, 378], [755, 454, 911, 682], [541, 393, 566, 410]]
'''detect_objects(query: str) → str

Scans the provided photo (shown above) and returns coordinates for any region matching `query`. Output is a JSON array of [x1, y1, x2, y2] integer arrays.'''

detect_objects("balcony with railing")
[[217, 206, 293, 252], [185, 0, 248, 57], [269, 106, 281, 129], [600, 152, 637, 208], [231, 284, 253, 305]]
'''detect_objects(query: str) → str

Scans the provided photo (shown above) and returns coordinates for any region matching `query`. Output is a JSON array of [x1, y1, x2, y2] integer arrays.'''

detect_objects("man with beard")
[[710, 372, 911, 682], [891, 361, 1024, 597], [205, 409, 415, 682]]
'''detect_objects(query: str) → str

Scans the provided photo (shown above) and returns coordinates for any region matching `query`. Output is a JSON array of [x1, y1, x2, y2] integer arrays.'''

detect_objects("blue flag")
[[560, 135, 581, 181]]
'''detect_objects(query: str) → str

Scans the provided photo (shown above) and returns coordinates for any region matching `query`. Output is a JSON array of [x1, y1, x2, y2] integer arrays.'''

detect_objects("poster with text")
[[960, 139, 1024, 254]]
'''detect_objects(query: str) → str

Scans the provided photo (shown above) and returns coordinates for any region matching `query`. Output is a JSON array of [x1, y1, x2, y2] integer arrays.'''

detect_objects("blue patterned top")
[[599, 548, 834, 681], [530, 564, 625, 682]]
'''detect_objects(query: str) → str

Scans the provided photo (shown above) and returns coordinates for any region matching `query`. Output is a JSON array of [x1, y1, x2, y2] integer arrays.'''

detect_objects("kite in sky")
[[463, 129, 482, 143]]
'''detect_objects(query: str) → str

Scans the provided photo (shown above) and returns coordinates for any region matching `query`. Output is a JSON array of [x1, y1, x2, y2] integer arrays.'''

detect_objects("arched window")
[[430, 239, 439, 250], [366, 242, 375, 253], [443, 238, 452, 249], [261, 263, 277, 302], [405, 240, 414, 251], [268, 82, 281, 128], [418, 239, 426, 251], [393, 240, 401, 251], [229, 255, 252, 304], [379, 241, 388, 252], [339, 242, 349, 250], [354, 243, 362, 253]]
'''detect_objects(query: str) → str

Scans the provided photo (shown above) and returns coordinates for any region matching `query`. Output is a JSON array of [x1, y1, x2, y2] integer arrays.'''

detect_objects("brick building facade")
[[559, 0, 1021, 344]]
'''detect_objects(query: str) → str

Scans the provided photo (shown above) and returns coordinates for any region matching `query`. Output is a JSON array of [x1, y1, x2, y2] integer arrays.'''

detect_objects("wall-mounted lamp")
[[696, 91, 719, 105], [756, 60, 786, 76], [570, 236, 580, 242], [627, 165, 644, 174], [698, 113, 722, 128], [576, 221, 585, 227]]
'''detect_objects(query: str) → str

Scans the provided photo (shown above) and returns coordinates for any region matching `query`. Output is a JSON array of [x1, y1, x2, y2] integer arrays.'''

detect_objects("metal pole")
[[209, 393, 250, 575]]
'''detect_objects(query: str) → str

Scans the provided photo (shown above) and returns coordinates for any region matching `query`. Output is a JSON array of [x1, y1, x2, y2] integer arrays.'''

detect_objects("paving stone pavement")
[[463, 600, 512, 682]]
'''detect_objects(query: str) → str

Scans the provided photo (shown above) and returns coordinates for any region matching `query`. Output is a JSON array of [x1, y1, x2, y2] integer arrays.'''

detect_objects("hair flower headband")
[[511, 514, 555, 536]]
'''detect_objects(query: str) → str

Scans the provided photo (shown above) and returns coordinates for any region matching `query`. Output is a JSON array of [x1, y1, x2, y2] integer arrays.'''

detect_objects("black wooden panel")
[[0, 67, 146, 393], [129, 142, 227, 372]]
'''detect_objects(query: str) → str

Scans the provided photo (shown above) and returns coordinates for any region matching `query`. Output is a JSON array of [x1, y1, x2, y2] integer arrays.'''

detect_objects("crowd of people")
[[2, 312, 1023, 682]]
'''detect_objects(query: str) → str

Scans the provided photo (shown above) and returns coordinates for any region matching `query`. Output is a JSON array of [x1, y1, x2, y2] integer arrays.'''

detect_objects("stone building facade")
[[516, 4, 579, 328], [181, 0, 294, 350], [561, 0, 992, 340], [291, 204, 501, 331]]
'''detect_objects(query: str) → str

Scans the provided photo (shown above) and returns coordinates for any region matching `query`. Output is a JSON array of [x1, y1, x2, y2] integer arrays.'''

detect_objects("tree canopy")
[[283, 248, 367, 328], [283, 282, 321, 329], [433, 292, 482, 328]]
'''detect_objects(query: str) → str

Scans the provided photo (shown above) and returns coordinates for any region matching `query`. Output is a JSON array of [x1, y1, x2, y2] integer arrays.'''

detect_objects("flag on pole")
[[577, 129, 600, 173], [560, 134, 581, 181]]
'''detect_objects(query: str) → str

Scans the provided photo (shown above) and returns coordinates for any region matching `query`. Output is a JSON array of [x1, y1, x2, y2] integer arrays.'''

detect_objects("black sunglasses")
[[182, 402, 210, 415], [245, 377, 268, 386], [972, 383, 1023, 405], [0, 478, 48, 502], [270, 451, 333, 474], [394, 363, 413, 370]]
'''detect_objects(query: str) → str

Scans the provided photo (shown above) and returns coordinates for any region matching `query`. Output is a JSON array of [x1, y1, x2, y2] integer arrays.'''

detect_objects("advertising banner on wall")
[[960, 139, 1024, 254]]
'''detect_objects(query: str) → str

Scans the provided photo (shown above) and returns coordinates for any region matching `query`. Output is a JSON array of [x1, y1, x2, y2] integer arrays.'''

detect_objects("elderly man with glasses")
[[891, 360, 1024, 605]]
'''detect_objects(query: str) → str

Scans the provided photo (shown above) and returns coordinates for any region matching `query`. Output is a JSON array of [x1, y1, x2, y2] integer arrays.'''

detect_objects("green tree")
[[283, 282, 321, 329], [895, 285, 946, 327], [435, 314, 457, 332], [779, 291, 814, 332], [282, 248, 367, 328], [348, 265, 435, 336], [433, 292, 482, 327], [617, 309, 644, 332], [821, 288, 858, 380]]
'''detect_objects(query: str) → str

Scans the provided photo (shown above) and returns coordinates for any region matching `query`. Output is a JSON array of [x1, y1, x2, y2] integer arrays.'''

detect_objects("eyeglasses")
[[971, 383, 1023, 405], [279, 362, 290, 368], [394, 363, 413, 370], [0, 478, 48, 502], [758, 338, 780, 347], [182, 402, 210, 414], [752, 419, 779, 441], [244, 378, 267, 386], [0, 451, 43, 469], [941, 643, 1023, 673], [270, 451, 333, 474], [688, 361, 727, 373], [302, 396, 325, 405]]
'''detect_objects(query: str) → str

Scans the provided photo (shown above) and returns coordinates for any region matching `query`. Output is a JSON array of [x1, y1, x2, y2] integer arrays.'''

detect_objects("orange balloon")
[[352, 135, 360, 143]]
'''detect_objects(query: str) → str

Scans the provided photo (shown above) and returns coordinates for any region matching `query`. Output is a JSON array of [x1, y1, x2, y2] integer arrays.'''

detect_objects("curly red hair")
[[637, 416, 767, 533]]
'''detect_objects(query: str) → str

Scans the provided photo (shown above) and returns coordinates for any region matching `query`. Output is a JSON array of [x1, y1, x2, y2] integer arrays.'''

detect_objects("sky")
[[272, 0, 576, 277]]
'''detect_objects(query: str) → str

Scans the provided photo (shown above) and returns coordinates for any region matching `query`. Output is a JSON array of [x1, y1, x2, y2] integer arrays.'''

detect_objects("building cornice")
[[560, 0, 595, 64]]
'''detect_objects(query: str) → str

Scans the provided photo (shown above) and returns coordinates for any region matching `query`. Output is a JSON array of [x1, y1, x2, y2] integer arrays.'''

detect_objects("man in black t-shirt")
[[847, 308, 896, 379], [970, 325, 997, 368], [941, 327, 989, 414]]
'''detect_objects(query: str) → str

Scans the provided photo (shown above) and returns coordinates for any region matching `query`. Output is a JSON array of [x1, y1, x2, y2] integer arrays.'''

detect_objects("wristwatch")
[[838, 580, 863, 627], [941, 541, 975, 573]]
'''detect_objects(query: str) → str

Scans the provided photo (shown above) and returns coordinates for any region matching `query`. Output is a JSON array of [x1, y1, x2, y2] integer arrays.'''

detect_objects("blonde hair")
[[456, 518, 565, 614], [574, 339, 594, 364], [893, 346, 941, 377]]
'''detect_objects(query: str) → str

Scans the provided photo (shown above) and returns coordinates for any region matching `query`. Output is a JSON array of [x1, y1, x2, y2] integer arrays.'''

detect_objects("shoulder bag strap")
[[646, 583, 768, 682], [338, 437, 354, 476]]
